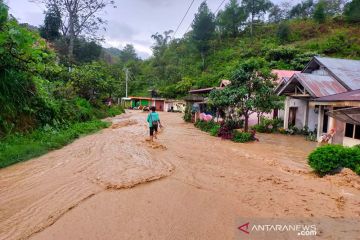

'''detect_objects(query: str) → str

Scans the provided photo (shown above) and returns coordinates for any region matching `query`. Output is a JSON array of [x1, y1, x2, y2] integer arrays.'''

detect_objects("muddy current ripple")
[[0, 113, 173, 240]]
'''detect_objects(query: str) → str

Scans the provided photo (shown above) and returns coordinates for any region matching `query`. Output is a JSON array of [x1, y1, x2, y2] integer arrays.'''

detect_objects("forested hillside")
[[129, 0, 360, 98]]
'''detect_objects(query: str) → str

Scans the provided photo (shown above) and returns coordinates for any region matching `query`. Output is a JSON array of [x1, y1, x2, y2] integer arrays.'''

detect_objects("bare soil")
[[0, 111, 359, 240]]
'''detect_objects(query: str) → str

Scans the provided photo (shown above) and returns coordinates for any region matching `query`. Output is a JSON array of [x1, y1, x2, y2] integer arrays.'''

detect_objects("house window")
[[345, 123, 354, 138], [345, 123, 360, 140], [355, 125, 360, 139]]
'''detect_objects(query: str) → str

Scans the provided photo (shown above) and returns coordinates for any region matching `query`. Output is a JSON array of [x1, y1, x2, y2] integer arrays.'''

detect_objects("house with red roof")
[[276, 56, 360, 146]]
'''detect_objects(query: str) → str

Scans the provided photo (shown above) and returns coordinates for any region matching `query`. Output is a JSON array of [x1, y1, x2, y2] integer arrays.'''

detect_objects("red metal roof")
[[129, 96, 153, 100], [272, 69, 300, 83], [315, 89, 360, 102]]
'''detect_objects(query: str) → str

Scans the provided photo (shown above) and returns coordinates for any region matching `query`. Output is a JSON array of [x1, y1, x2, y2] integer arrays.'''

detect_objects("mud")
[[1, 111, 359, 240]]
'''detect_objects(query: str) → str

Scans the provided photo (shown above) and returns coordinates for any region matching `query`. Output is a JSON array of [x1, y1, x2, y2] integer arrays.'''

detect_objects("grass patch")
[[0, 120, 110, 168]]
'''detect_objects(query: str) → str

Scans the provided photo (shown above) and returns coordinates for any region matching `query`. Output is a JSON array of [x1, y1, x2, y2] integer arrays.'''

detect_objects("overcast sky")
[[6, 0, 289, 59]]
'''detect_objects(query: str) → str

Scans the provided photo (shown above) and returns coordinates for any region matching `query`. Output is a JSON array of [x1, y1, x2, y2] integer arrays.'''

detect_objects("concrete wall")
[[333, 119, 345, 145], [343, 137, 360, 147], [307, 105, 318, 131], [287, 98, 308, 129]]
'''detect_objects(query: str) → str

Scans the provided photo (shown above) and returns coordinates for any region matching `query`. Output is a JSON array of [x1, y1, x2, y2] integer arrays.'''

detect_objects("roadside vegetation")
[[0, 1, 124, 167], [0, 120, 111, 168], [195, 120, 255, 143], [308, 144, 360, 176]]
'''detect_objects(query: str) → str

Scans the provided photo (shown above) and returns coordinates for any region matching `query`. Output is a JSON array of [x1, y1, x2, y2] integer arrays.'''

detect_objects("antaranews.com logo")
[[238, 222, 317, 237]]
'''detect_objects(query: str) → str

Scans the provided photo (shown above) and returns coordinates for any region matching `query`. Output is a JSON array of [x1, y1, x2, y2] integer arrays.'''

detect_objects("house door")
[[155, 100, 164, 111], [323, 109, 329, 133], [288, 107, 297, 127]]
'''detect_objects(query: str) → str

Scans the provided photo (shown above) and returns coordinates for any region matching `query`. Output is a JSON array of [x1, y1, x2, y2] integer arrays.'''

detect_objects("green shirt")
[[147, 112, 160, 127]]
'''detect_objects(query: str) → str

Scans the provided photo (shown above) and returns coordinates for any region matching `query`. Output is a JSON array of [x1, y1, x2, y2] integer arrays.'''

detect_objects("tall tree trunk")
[[244, 113, 249, 132], [201, 51, 205, 70], [250, 0, 254, 39], [68, 14, 75, 62]]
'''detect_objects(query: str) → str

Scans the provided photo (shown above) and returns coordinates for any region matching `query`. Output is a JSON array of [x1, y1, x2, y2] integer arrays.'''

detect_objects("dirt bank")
[[1, 111, 359, 240]]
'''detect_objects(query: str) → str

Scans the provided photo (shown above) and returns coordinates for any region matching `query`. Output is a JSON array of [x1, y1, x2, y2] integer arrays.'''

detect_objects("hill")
[[129, 18, 360, 98]]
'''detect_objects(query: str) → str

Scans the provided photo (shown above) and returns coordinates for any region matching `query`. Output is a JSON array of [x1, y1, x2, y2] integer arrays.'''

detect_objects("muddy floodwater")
[[0, 111, 359, 240]]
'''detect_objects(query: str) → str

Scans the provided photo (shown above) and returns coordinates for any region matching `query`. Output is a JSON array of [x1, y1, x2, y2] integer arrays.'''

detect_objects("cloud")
[[103, 37, 152, 59], [104, 21, 137, 40]]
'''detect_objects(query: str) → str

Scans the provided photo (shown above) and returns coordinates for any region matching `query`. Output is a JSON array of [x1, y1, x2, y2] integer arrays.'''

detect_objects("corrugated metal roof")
[[278, 73, 347, 97], [295, 73, 347, 97], [189, 87, 219, 94], [315, 89, 360, 102], [315, 57, 360, 90], [327, 107, 360, 125]]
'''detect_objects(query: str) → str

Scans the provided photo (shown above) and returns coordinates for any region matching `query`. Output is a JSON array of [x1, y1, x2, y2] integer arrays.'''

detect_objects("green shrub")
[[232, 131, 253, 143], [252, 117, 282, 133], [183, 105, 192, 122], [224, 119, 243, 130], [195, 120, 218, 133], [210, 125, 220, 136], [342, 146, 360, 172], [107, 106, 124, 117], [308, 144, 345, 174], [307, 144, 360, 175], [355, 165, 360, 175]]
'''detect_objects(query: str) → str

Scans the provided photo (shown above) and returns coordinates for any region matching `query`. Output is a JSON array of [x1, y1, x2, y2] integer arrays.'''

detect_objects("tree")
[[191, 1, 215, 69], [151, 30, 173, 58], [268, 5, 283, 23], [344, 0, 360, 22], [241, 0, 273, 37], [277, 22, 291, 43], [209, 58, 278, 132], [324, 0, 345, 16], [216, 0, 247, 37], [70, 61, 120, 100], [289, 0, 314, 19], [313, 0, 326, 23], [39, 6, 61, 41], [119, 44, 138, 63], [34, 0, 115, 61]]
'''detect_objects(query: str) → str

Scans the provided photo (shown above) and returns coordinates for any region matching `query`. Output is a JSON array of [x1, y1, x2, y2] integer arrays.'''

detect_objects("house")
[[129, 96, 166, 111], [184, 80, 231, 122], [276, 56, 360, 146], [130, 97, 152, 109], [311, 90, 360, 146], [272, 69, 301, 119], [164, 100, 186, 112]]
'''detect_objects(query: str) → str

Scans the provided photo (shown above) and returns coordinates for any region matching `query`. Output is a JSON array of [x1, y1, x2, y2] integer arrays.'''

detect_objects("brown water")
[[1, 111, 359, 240]]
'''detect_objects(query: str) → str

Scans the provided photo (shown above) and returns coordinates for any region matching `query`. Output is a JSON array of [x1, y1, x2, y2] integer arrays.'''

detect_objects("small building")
[[120, 97, 132, 108], [185, 80, 231, 122], [130, 97, 152, 109], [311, 90, 360, 146], [276, 56, 360, 146], [151, 98, 166, 111], [164, 100, 186, 112]]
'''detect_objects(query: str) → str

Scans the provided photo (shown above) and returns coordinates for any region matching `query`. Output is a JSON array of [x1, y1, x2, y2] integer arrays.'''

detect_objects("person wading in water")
[[147, 106, 161, 142]]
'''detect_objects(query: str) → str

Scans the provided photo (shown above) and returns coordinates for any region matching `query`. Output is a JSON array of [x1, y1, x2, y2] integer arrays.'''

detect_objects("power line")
[[214, 0, 227, 15], [172, 0, 196, 39], [183, 0, 226, 35]]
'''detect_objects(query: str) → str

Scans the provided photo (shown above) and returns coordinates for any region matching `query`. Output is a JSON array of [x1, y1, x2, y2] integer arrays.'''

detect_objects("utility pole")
[[124, 68, 129, 98]]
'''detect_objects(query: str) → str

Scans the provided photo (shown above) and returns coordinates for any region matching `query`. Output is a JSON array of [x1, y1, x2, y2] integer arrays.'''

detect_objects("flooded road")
[[0, 111, 359, 240]]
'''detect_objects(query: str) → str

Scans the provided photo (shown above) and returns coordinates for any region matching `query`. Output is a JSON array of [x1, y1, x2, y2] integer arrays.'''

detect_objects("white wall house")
[[276, 57, 360, 147]]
